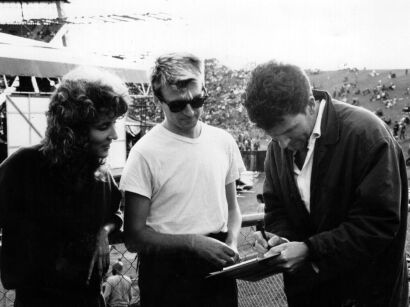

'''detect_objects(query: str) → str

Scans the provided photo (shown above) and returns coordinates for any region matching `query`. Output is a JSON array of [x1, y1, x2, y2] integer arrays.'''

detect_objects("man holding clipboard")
[[120, 53, 245, 307], [244, 61, 408, 307]]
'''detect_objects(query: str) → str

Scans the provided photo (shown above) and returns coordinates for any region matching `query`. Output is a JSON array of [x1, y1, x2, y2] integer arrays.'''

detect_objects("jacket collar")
[[313, 90, 340, 145]]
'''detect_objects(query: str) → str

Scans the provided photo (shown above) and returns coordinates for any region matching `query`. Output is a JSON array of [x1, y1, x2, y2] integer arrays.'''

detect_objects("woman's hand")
[[86, 226, 110, 285]]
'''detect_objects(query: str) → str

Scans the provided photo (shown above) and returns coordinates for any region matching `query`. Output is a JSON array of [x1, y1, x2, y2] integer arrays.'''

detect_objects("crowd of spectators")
[[126, 58, 266, 151], [126, 64, 410, 151], [202, 59, 250, 129], [327, 69, 404, 110], [375, 108, 409, 141], [332, 81, 361, 101], [234, 133, 261, 151], [202, 59, 265, 150], [391, 116, 410, 140], [325, 69, 410, 140]]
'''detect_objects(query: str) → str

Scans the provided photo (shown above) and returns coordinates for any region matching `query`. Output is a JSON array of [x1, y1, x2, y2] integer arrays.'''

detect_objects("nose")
[[276, 136, 291, 149], [182, 103, 195, 116], [108, 124, 118, 140]]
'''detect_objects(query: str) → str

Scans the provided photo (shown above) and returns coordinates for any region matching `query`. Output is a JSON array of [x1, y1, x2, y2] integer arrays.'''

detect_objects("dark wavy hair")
[[41, 67, 129, 176], [244, 61, 312, 131]]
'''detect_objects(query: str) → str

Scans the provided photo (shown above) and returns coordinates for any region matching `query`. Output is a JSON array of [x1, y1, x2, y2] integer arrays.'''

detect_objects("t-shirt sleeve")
[[119, 149, 153, 199], [225, 135, 246, 184]]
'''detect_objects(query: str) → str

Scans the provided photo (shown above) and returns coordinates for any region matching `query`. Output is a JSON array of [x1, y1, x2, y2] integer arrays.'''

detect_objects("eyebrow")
[[168, 91, 205, 103]]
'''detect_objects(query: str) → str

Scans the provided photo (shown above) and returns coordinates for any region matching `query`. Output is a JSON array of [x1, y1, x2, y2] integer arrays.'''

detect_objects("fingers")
[[98, 248, 104, 278], [210, 244, 240, 267], [219, 246, 240, 266], [86, 250, 98, 285], [263, 242, 308, 273], [254, 240, 268, 254], [268, 234, 286, 247], [265, 246, 283, 258], [253, 231, 288, 254], [223, 245, 237, 257], [99, 244, 110, 277], [217, 256, 238, 267], [253, 231, 269, 249], [232, 251, 240, 264], [196, 236, 240, 267], [266, 242, 287, 256], [87, 237, 110, 285]]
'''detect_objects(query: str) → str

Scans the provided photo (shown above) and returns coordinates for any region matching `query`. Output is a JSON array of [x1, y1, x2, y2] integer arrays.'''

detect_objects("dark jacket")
[[263, 90, 408, 307], [0, 145, 123, 293]]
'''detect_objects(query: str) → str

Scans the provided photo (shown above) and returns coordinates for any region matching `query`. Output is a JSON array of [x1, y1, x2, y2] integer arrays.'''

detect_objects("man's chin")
[[182, 120, 198, 129]]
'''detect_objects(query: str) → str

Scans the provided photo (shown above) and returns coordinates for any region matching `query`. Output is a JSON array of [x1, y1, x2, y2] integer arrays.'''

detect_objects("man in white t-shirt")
[[120, 52, 245, 307]]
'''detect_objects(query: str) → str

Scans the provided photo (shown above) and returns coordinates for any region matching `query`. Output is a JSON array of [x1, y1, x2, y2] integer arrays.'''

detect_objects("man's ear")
[[307, 96, 316, 115]]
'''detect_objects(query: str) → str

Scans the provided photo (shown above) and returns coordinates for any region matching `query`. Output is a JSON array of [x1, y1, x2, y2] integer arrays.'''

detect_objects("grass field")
[[309, 68, 410, 124], [242, 68, 410, 151]]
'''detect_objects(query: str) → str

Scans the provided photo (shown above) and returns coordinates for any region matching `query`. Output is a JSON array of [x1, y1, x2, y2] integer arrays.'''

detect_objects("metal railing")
[[0, 214, 287, 307]]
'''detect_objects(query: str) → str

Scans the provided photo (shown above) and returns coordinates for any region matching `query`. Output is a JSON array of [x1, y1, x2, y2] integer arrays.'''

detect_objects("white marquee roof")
[[0, 32, 148, 83]]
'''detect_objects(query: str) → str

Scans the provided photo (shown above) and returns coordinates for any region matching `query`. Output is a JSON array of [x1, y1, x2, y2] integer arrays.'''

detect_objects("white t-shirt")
[[119, 121, 245, 235], [293, 99, 326, 212]]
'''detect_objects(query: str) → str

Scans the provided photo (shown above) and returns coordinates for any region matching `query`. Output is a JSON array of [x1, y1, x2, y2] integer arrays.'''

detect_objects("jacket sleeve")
[[263, 143, 298, 240], [305, 137, 407, 279]]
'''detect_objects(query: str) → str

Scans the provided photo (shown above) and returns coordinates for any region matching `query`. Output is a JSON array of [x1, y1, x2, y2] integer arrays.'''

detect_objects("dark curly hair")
[[244, 61, 312, 131], [41, 67, 129, 177]]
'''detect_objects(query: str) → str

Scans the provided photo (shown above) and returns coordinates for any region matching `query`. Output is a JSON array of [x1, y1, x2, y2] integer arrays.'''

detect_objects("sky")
[[2, 0, 410, 70]]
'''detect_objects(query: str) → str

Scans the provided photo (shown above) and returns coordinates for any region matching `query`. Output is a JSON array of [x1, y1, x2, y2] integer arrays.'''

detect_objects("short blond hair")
[[150, 52, 204, 100]]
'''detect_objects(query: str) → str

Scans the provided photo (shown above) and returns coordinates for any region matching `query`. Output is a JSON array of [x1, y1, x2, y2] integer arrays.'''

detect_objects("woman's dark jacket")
[[263, 90, 408, 307], [0, 145, 122, 293]]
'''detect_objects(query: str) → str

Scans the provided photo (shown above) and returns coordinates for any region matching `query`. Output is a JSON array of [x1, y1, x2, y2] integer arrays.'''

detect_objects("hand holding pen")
[[253, 224, 289, 255], [260, 227, 270, 244]]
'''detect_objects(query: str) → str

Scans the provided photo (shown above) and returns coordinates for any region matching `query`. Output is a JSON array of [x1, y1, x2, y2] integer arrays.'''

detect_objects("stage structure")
[[0, 41, 150, 174], [0, 0, 164, 167]]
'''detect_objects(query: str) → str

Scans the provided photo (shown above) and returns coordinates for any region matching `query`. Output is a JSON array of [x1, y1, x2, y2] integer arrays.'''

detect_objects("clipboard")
[[207, 251, 282, 282]]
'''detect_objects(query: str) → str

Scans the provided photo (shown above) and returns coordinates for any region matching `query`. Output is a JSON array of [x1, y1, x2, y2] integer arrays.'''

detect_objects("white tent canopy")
[[0, 33, 148, 83], [0, 32, 51, 47]]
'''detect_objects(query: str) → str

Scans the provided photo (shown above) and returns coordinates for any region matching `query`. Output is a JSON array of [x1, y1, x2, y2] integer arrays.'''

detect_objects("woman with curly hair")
[[0, 67, 130, 307]]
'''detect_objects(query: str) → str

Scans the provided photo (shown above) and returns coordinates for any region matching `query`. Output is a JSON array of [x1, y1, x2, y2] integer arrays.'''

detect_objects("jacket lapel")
[[310, 91, 340, 212]]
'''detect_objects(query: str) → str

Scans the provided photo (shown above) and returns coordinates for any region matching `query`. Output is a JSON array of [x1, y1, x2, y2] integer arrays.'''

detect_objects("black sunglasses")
[[159, 88, 209, 113]]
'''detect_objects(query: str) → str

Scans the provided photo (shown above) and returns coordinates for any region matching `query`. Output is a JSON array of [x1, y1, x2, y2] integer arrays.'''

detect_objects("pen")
[[260, 223, 273, 251], [260, 226, 269, 242]]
